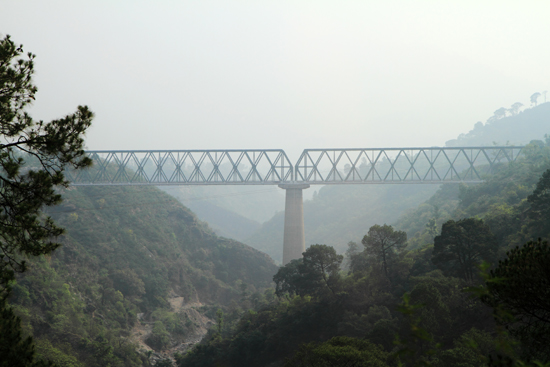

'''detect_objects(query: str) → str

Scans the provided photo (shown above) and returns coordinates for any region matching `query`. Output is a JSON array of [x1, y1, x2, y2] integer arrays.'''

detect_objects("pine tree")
[[0, 34, 93, 366]]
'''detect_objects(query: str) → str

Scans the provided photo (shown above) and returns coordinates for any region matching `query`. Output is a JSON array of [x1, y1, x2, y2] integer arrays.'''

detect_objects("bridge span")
[[69, 146, 524, 264]]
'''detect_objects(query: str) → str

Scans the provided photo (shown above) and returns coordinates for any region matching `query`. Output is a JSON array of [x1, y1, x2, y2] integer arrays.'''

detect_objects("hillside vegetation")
[[8, 185, 277, 366]]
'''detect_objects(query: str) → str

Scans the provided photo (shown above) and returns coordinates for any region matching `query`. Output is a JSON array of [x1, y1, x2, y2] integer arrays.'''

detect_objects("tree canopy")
[[484, 239, 550, 360], [528, 168, 550, 238], [283, 336, 389, 367], [0, 35, 92, 288], [273, 244, 343, 297], [432, 218, 497, 283], [361, 224, 407, 279], [0, 35, 93, 367]]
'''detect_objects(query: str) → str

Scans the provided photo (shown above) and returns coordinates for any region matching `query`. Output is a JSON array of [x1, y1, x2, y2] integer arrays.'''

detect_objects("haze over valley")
[[2, 2, 550, 366]]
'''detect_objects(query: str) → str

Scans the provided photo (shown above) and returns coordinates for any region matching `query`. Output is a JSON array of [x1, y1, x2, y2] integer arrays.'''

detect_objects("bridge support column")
[[278, 184, 310, 265]]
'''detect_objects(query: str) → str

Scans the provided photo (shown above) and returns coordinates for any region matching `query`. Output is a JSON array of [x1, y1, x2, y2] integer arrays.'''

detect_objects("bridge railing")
[[294, 146, 524, 184], [67, 150, 294, 185]]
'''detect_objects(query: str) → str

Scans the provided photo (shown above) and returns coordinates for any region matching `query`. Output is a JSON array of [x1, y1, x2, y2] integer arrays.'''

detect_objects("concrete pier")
[[278, 184, 310, 265]]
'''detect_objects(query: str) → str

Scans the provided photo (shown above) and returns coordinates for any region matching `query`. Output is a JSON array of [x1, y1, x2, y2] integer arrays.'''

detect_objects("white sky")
[[1, 0, 549, 160]]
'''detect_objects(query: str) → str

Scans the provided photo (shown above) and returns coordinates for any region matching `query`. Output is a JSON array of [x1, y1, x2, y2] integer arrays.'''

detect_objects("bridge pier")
[[278, 184, 310, 265]]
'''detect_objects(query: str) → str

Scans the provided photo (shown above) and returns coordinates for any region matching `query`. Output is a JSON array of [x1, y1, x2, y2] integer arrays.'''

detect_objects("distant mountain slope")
[[446, 102, 550, 147], [163, 191, 261, 241], [161, 185, 284, 223]]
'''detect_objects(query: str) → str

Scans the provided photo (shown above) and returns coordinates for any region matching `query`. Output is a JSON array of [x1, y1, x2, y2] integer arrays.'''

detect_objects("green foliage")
[[484, 239, 550, 360], [283, 336, 389, 367], [425, 218, 438, 241], [362, 224, 407, 280], [146, 321, 171, 351], [527, 168, 550, 238], [409, 283, 450, 337], [434, 328, 496, 367], [179, 293, 345, 366], [0, 183, 277, 366], [0, 34, 92, 290], [273, 259, 308, 297], [34, 339, 84, 367], [154, 359, 173, 367], [394, 185, 460, 250], [394, 292, 440, 367], [273, 245, 343, 297], [215, 308, 224, 337], [301, 244, 343, 294], [150, 308, 195, 340], [0, 35, 93, 367], [110, 269, 145, 299], [0, 287, 55, 367], [432, 218, 497, 283]]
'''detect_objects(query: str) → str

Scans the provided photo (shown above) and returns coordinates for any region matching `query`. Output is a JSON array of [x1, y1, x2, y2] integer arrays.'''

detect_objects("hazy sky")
[[1, 1, 549, 160]]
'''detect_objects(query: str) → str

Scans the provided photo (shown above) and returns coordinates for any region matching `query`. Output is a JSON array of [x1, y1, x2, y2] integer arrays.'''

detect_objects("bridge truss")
[[67, 150, 293, 185], [294, 146, 524, 184], [68, 146, 524, 186]]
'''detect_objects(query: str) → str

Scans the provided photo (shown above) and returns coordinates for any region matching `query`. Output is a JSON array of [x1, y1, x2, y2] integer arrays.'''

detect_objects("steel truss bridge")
[[68, 146, 525, 186], [67, 145, 525, 264]]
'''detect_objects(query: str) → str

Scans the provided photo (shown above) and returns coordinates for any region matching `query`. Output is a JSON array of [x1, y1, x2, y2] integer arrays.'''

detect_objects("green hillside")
[[396, 135, 550, 250], [8, 185, 278, 366]]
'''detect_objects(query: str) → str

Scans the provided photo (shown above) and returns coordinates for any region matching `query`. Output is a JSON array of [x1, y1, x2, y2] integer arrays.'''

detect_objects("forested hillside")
[[396, 135, 550, 249], [176, 137, 550, 367], [8, 186, 278, 366]]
